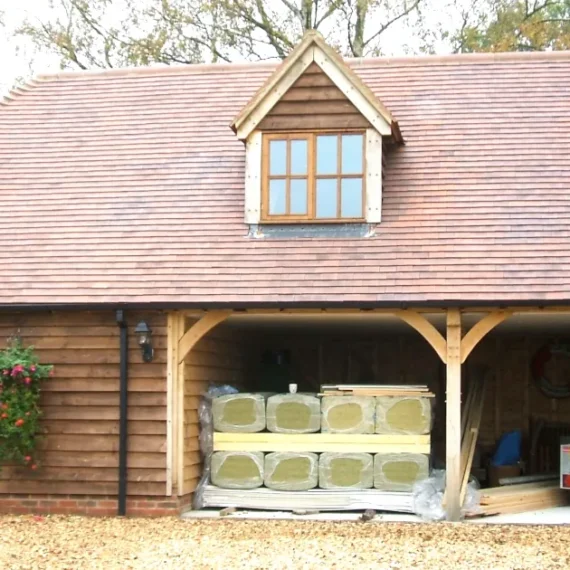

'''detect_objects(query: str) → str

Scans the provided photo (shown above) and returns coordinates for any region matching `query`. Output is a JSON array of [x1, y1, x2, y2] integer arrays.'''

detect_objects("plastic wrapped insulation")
[[321, 396, 375, 434], [374, 453, 429, 492], [264, 452, 319, 491], [412, 469, 481, 521], [192, 384, 238, 510], [266, 394, 321, 433], [212, 393, 266, 433], [318, 452, 373, 489], [375, 396, 433, 435], [210, 451, 264, 489]]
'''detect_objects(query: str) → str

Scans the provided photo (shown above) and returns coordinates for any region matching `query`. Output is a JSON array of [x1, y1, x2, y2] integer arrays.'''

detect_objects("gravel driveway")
[[1, 515, 569, 570]]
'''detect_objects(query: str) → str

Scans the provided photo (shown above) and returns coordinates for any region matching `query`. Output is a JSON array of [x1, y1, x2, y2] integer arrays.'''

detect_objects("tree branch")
[[362, 0, 421, 50]]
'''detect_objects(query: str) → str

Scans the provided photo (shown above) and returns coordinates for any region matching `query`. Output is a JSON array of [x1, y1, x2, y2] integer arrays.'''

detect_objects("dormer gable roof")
[[230, 30, 403, 143]]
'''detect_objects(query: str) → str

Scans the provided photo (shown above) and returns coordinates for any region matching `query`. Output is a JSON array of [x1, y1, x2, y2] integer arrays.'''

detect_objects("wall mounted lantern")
[[134, 321, 154, 362]]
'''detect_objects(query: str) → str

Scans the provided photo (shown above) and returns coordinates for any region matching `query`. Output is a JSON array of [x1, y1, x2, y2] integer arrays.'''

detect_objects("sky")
[[0, 0, 464, 95]]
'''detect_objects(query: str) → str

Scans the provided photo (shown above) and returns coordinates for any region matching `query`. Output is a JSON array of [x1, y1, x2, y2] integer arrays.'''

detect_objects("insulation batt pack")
[[264, 452, 318, 491], [210, 451, 264, 489], [321, 396, 375, 434], [375, 396, 432, 435], [318, 452, 373, 489], [374, 453, 429, 492], [212, 393, 266, 433], [266, 394, 321, 433]]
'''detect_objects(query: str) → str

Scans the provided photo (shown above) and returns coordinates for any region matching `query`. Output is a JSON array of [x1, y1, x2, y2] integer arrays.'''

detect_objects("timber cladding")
[[258, 63, 371, 131], [0, 310, 168, 498]]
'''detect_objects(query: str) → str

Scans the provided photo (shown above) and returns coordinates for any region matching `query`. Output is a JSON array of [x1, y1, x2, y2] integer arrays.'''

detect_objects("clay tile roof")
[[1, 51, 570, 306]]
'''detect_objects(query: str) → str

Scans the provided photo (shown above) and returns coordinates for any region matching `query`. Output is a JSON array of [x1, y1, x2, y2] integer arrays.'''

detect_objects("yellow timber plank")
[[214, 442, 431, 453], [213, 433, 430, 445]]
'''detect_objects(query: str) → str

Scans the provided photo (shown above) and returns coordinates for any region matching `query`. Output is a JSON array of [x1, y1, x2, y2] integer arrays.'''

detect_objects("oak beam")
[[446, 308, 462, 521], [460, 311, 511, 363], [178, 311, 232, 364], [394, 310, 447, 363]]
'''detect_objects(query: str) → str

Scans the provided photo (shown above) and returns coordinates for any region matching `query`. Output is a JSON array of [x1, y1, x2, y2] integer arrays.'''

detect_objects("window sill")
[[247, 223, 376, 239]]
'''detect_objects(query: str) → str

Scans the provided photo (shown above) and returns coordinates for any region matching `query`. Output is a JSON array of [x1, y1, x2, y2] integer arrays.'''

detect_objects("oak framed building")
[[1, 31, 570, 520]]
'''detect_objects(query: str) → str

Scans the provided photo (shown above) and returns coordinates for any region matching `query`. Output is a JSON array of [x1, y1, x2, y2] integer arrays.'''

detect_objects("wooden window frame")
[[261, 130, 366, 223]]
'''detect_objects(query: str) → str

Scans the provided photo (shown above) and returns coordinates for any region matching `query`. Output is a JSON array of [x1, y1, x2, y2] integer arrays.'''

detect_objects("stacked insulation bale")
[[266, 394, 320, 433], [265, 452, 319, 491], [319, 396, 376, 489], [373, 395, 432, 491], [211, 394, 266, 489]]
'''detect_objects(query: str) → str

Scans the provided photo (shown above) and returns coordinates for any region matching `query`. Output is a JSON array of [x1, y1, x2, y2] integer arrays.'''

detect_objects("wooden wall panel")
[[258, 63, 371, 131], [0, 310, 167, 497], [182, 323, 248, 495]]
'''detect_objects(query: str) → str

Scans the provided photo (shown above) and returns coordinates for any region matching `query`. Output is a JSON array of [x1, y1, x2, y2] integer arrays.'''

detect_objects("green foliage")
[[0, 339, 53, 469], [453, 0, 570, 52], [15, 0, 422, 69]]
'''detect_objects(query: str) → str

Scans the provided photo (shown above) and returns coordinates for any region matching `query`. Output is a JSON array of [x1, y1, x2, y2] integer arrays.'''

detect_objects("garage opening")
[[179, 311, 570, 519]]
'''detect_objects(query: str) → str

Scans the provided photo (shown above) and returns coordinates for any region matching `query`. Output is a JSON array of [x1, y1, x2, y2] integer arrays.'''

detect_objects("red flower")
[[30, 366, 36, 372], [1, 403, 8, 410], [24, 456, 31, 462], [24, 377, 31, 385], [14, 418, 24, 427], [1, 413, 7, 419], [2, 370, 8, 375], [30, 464, 37, 470]]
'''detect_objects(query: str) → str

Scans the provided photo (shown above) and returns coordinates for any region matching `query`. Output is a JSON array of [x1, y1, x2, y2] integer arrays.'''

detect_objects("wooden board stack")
[[200, 486, 414, 513], [320, 385, 435, 397], [477, 481, 569, 516]]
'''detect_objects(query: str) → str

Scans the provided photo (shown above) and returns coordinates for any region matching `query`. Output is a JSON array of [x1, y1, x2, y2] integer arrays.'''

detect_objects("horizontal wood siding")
[[258, 63, 371, 131], [183, 323, 248, 495], [0, 310, 167, 496]]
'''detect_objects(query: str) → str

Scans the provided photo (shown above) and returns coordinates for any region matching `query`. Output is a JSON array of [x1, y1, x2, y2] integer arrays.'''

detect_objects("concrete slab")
[[183, 506, 570, 525]]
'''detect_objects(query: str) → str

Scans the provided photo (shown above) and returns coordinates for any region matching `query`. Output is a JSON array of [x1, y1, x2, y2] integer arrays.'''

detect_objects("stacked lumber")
[[200, 486, 414, 512], [478, 481, 569, 516], [321, 385, 434, 397]]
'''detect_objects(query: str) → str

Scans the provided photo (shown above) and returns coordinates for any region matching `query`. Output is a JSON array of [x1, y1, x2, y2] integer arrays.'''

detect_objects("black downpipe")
[[116, 310, 129, 516]]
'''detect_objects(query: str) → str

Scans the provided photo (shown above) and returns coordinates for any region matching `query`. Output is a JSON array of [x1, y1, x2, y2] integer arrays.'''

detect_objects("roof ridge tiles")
[[27, 49, 570, 84]]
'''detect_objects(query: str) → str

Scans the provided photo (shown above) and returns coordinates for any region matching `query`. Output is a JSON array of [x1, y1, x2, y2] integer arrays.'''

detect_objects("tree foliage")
[[452, 0, 570, 52], [16, 0, 423, 70]]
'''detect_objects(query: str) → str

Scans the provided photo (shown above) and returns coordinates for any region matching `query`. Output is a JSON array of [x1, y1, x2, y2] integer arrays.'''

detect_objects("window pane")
[[316, 178, 337, 218], [269, 179, 286, 215], [269, 140, 287, 175], [316, 135, 338, 174], [341, 178, 363, 218], [290, 179, 307, 215], [341, 134, 363, 174], [291, 140, 308, 175]]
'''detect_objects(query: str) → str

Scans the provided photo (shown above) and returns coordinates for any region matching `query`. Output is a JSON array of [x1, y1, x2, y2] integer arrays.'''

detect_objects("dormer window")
[[263, 132, 364, 221], [231, 30, 403, 229]]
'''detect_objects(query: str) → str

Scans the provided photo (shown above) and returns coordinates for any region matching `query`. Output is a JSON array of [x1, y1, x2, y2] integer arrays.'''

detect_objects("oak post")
[[446, 308, 462, 521]]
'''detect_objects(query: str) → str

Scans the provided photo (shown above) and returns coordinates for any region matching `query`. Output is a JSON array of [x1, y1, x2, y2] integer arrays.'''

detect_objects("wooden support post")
[[446, 308, 462, 521], [167, 312, 184, 497], [460, 310, 511, 363]]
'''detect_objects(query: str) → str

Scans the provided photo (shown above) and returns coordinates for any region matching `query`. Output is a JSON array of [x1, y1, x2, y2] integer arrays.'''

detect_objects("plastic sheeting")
[[375, 397, 432, 435], [266, 394, 321, 434], [211, 451, 264, 489], [212, 393, 266, 433], [264, 452, 318, 491], [319, 452, 373, 489], [412, 469, 481, 521], [321, 396, 375, 434], [374, 453, 430, 492]]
